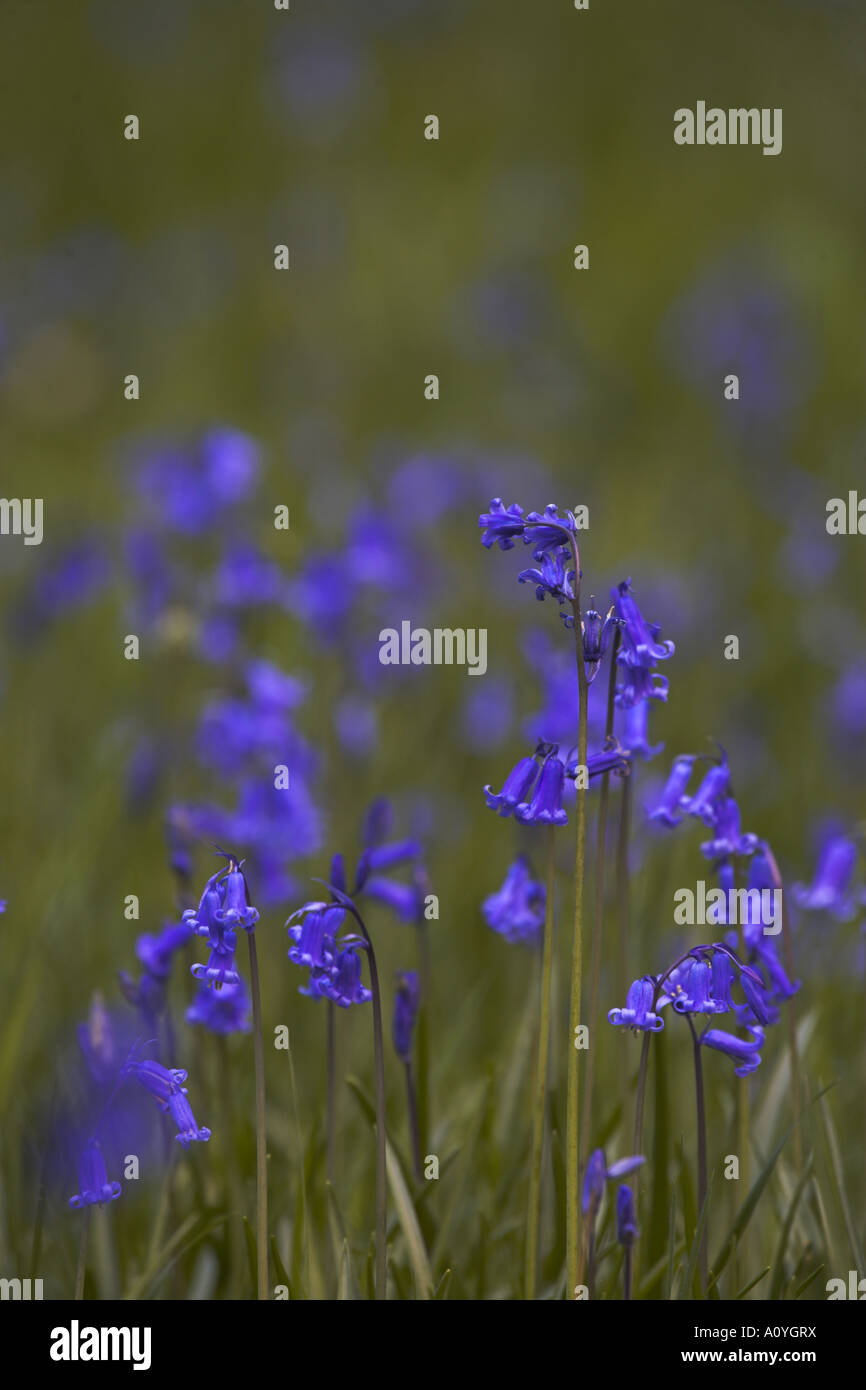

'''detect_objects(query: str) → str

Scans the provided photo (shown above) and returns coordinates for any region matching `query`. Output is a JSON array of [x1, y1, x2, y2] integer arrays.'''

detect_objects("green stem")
[[353, 910, 387, 1300], [633, 1030, 652, 1157], [247, 931, 269, 1300], [623, 1245, 633, 1301], [567, 544, 589, 1297], [616, 773, 632, 1006], [326, 1001, 336, 1187], [369, 948, 388, 1299], [525, 824, 556, 1300], [580, 632, 620, 1164], [416, 920, 431, 1158], [216, 1033, 244, 1296], [404, 1061, 423, 1183], [688, 1017, 708, 1294], [74, 1209, 90, 1301]]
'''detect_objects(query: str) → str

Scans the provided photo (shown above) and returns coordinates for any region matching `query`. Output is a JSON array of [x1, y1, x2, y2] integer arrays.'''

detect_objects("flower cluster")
[[608, 943, 778, 1077], [287, 902, 372, 1008], [485, 740, 630, 827]]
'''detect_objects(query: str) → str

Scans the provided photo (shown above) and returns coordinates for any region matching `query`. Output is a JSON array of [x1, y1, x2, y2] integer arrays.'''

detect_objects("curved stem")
[[247, 931, 269, 1300], [567, 543, 589, 1297], [525, 824, 556, 1300]]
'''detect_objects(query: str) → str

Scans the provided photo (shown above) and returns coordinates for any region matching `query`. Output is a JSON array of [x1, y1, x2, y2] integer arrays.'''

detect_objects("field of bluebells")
[[1, 2, 864, 1311]]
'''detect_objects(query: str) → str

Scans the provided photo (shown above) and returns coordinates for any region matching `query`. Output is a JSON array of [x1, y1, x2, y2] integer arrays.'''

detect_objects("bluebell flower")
[[183, 870, 229, 949], [69, 1140, 122, 1210], [517, 548, 575, 612], [738, 972, 776, 1027], [216, 864, 259, 933], [126, 1059, 189, 1104], [700, 1023, 765, 1076], [186, 978, 251, 1034], [580, 606, 623, 678], [741, 848, 800, 1002], [479, 497, 526, 551], [392, 971, 420, 1062], [700, 797, 759, 862], [523, 503, 577, 553], [213, 542, 285, 607], [646, 755, 696, 827], [363, 839, 423, 873], [287, 901, 372, 1008], [792, 829, 860, 919], [135, 920, 193, 980], [245, 660, 306, 711], [483, 855, 546, 945], [612, 579, 675, 666], [363, 875, 425, 922], [616, 1185, 638, 1247], [484, 752, 541, 817], [618, 699, 664, 760], [608, 977, 665, 1032], [165, 1090, 212, 1148], [515, 751, 568, 826], [191, 935, 240, 988], [565, 740, 632, 783], [615, 661, 670, 708], [288, 904, 341, 971], [126, 1057, 211, 1144], [683, 753, 730, 824], [321, 945, 373, 1009], [710, 950, 736, 1011], [671, 958, 727, 1015], [582, 1149, 645, 1217]]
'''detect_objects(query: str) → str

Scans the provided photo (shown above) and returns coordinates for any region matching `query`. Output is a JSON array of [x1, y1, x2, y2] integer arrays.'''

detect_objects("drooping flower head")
[[125, 1056, 211, 1146], [483, 855, 546, 945], [69, 1140, 122, 1210], [700, 1023, 765, 1077], [608, 976, 665, 1032], [611, 579, 674, 708]]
